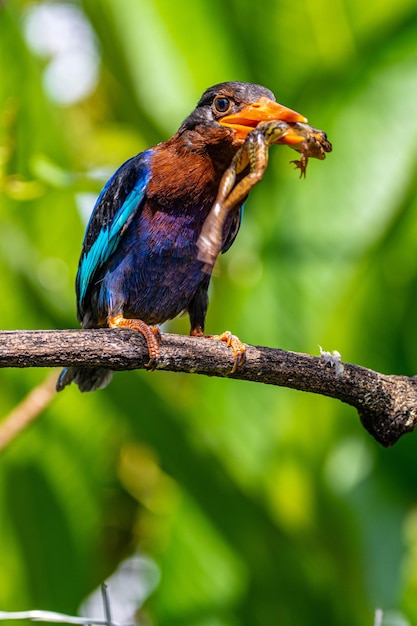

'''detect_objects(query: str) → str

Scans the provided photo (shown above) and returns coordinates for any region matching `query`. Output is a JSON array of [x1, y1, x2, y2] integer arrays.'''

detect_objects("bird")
[[57, 81, 306, 392]]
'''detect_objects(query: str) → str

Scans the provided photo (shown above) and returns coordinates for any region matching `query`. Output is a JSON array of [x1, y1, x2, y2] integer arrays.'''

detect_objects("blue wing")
[[76, 150, 152, 318]]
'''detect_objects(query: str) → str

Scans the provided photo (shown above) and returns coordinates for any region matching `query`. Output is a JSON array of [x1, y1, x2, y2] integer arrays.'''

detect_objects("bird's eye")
[[213, 96, 232, 114]]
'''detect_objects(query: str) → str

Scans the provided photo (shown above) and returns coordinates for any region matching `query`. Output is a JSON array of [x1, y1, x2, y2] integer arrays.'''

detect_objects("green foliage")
[[1, 1, 417, 624]]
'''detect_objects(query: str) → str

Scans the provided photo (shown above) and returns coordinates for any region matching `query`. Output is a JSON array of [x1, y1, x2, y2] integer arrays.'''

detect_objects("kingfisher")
[[57, 81, 307, 392]]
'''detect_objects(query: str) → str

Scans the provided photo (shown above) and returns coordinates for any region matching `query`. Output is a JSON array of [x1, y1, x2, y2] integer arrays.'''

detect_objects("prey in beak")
[[219, 96, 308, 142]]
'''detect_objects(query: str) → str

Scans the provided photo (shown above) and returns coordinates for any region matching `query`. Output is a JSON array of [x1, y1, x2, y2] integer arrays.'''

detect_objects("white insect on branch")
[[319, 345, 345, 377]]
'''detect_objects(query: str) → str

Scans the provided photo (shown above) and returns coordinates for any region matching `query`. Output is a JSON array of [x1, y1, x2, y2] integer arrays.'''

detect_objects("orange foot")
[[191, 327, 246, 374], [109, 314, 162, 370]]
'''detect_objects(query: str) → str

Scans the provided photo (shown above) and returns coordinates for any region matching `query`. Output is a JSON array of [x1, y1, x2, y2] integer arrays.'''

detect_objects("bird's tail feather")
[[56, 367, 113, 392]]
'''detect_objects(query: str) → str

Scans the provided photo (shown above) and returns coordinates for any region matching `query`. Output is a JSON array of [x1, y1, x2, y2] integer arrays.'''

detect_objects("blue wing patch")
[[77, 153, 151, 309]]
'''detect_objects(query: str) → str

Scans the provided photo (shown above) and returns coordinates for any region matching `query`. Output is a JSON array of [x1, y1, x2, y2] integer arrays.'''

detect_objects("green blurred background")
[[1, 1, 417, 624]]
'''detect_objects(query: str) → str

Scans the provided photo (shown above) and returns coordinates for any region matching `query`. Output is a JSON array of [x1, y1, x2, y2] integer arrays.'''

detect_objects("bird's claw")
[[145, 356, 159, 371], [210, 330, 246, 374], [143, 325, 162, 370], [109, 314, 162, 370], [145, 326, 162, 372], [191, 327, 246, 373]]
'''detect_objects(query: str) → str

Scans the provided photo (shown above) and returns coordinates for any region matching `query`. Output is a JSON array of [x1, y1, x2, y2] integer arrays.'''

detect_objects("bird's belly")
[[97, 213, 206, 324]]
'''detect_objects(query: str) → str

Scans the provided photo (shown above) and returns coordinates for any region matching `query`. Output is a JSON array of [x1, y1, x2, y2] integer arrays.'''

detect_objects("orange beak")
[[219, 96, 308, 141]]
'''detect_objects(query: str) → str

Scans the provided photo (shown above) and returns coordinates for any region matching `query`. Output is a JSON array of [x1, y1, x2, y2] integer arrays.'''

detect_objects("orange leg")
[[191, 326, 246, 374], [109, 314, 161, 370]]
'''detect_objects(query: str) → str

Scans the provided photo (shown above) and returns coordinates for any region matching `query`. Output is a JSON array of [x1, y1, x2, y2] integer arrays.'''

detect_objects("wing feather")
[[221, 205, 243, 254], [76, 150, 152, 315]]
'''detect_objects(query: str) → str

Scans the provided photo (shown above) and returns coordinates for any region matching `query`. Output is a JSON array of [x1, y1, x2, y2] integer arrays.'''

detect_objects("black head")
[[197, 81, 276, 110]]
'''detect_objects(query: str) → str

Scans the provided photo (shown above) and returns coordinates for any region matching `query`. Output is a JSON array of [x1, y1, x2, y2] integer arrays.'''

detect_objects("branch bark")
[[0, 329, 416, 447]]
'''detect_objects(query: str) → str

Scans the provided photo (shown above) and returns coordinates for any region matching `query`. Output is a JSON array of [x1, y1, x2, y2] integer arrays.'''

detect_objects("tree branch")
[[0, 329, 416, 447]]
